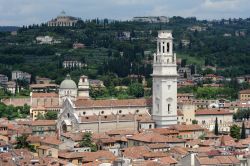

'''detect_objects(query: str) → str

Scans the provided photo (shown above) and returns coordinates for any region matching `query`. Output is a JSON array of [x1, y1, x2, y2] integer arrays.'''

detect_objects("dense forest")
[[0, 16, 250, 86]]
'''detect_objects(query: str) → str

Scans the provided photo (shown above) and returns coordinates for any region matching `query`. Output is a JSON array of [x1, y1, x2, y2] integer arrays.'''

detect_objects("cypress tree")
[[241, 122, 246, 139], [214, 117, 219, 135]]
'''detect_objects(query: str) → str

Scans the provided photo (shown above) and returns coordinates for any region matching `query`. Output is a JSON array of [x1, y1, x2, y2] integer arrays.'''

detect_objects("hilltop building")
[[47, 11, 79, 27], [133, 16, 169, 23], [63, 61, 86, 69], [0, 74, 8, 87], [12, 70, 31, 83], [152, 30, 178, 127]]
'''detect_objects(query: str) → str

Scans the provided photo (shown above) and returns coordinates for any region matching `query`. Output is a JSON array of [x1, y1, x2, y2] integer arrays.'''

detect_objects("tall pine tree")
[[214, 117, 219, 135], [241, 122, 246, 139]]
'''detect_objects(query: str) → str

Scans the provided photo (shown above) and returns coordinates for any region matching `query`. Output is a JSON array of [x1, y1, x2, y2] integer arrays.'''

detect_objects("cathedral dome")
[[60, 74, 77, 89]]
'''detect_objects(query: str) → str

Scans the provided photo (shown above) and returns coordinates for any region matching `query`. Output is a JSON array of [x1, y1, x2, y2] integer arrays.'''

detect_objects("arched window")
[[167, 43, 170, 52]]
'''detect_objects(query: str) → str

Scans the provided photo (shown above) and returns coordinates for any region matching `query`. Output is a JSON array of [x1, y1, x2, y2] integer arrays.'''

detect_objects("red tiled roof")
[[74, 98, 152, 108], [195, 109, 233, 115], [171, 124, 204, 132], [31, 120, 56, 126], [239, 89, 250, 94], [197, 155, 240, 165], [41, 136, 61, 145], [148, 128, 179, 135], [122, 146, 150, 159], [30, 84, 58, 88], [128, 132, 185, 143], [31, 92, 59, 98]]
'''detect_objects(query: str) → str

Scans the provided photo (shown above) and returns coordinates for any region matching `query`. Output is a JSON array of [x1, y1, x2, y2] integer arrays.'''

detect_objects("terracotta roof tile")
[[41, 136, 61, 145], [195, 109, 233, 115], [122, 146, 150, 159], [31, 92, 59, 98], [171, 124, 204, 132], [239, 89, 250, 94], [128, 132, 185, 143], [31, 120, 56, 126], [148, 128, 179, 135], [74, 98, 152, 108]]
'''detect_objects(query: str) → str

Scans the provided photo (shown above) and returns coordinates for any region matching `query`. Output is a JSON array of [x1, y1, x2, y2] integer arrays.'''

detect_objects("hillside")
[[0, 17, 250, 84]]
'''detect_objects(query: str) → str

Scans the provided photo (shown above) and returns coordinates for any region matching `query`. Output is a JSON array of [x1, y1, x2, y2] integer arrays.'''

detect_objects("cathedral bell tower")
[[152, 30, 178, 127]]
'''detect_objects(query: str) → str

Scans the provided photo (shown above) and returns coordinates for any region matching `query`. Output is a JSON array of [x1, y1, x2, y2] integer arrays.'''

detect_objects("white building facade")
[[152, 30, 178, 127]]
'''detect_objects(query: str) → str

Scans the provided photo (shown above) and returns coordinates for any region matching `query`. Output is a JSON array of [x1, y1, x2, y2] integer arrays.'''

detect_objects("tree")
[[44, 111, 58, 120], [230, 124, 241, 140], [181, 59, 187, 67], [241, 122, 246, 139], [128, 83, 144, 98], [79, 132, 97, 152], [15, 135, 35, 152], [214, 117, 219, 136], [36, 112, 45, 120], [192, 120, 198, 124], [184, 71, 187, 78]]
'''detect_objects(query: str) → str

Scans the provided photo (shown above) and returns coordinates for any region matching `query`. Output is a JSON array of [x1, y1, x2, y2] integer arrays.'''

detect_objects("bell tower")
[[152, 30, 178, 127]]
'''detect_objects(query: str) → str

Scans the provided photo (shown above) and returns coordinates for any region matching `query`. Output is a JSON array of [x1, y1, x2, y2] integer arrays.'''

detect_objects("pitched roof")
[[195, 109, 233, 115], [128, 132, 185, 143], [171, 124, 204, 132], [31, 120, 56, 126], [105, 129, 138, 136], [122, 146, 150, 159], [58, 150, 116, 162], [148, 128, 179, 135], [220, 135, 236, 146], [239, 89, 250, 94], [31, 92, 59, 98], [41, 136, 61, 145], [74, 98, 152, 108], [196, 155, 240, 165]]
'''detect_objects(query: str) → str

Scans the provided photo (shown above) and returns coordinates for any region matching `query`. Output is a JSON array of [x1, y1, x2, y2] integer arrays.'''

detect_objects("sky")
[[0, 0, 249, 26]]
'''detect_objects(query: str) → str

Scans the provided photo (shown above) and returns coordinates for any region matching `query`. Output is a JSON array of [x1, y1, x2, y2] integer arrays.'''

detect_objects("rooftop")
[[195, 109, 233, 115]]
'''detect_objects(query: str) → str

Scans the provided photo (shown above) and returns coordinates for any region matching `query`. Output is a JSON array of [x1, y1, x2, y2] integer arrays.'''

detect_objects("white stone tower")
[[78, 75, 89, 98], [152, 30, 178, 128]]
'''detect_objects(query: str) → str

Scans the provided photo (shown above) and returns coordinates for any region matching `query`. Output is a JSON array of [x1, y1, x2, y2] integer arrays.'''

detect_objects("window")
[[101, 111, 104, 114], [168, 85, 171, 90], [168, 104, 170, 114], [163, 46, 165, 53], [119, 110, 122, 113], [149, 124, 152, 129], [159, 42, 161, 52], [83, 112, 86, 115], [136, 110, 139, 113], [167, 43, 170, 52]]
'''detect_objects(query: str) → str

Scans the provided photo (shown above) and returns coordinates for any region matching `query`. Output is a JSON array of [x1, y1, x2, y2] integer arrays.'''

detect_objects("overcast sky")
[[0, 0, 249, 26]]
